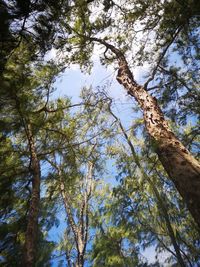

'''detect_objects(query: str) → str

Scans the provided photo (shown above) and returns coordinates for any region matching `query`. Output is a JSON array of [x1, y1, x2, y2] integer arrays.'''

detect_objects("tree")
[[1, 0, 200, 265], [47, 158, 94, 267], [0, 0, 70, 73], [101, 97, 200, 266], [0, 42, 59, 266], [53, 0, 200, 227], [76, 90, 199, 266], [91, 225, 143, 267], [35, 89, 112, 266]]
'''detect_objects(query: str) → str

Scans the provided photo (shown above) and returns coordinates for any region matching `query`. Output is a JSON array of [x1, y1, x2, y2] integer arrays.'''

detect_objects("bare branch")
[[144, 26, 183, 89]]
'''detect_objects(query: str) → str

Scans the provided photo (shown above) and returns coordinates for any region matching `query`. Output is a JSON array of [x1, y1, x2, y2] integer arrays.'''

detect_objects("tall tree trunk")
[[90, 37, 200, 228], [24, 123, 41, 267]]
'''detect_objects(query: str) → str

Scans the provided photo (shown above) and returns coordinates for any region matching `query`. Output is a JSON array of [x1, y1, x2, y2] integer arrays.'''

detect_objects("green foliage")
[[0, 41, 61, 265], [91, 226, 142, 267], [0, 0, 200, 266]]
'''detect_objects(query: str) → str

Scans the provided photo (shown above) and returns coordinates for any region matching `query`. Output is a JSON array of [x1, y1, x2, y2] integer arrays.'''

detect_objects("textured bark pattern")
[[115, 56, 200, 228], [24, 124, 41, 267]]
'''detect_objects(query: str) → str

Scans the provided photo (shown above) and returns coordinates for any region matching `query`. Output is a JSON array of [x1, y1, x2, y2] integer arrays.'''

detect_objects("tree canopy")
[[0, 0, 200, 266]]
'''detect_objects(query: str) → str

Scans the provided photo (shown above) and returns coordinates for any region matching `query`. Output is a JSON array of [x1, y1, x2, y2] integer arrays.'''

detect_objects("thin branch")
[[158, 65, 193, 92], [144, 26, 183, 89]]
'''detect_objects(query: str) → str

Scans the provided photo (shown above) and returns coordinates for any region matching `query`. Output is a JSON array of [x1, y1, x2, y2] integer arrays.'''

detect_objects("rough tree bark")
[[24, 123, 41, 266], [90, 37, 200, 228]]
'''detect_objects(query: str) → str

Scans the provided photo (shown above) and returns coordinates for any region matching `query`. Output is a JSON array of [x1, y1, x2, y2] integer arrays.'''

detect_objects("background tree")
[[101, 97, 200, 266], [0, 0, 71, 73], [0, 41, 59, 266]]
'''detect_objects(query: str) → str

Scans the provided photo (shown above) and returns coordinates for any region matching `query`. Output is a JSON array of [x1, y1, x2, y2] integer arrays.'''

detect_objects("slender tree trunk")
[[57, 162, 93, 267], [60, 182, 85, 267], [24, 123, 41, 266], [59, 173, 85, 267], [149, 181, 186, 267], [90, 37, 200, 228], [76, 248, 84, 267]]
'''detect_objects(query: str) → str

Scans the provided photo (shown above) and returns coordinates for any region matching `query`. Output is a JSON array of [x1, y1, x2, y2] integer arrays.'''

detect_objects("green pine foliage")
[[0, 0, 200, 266]]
